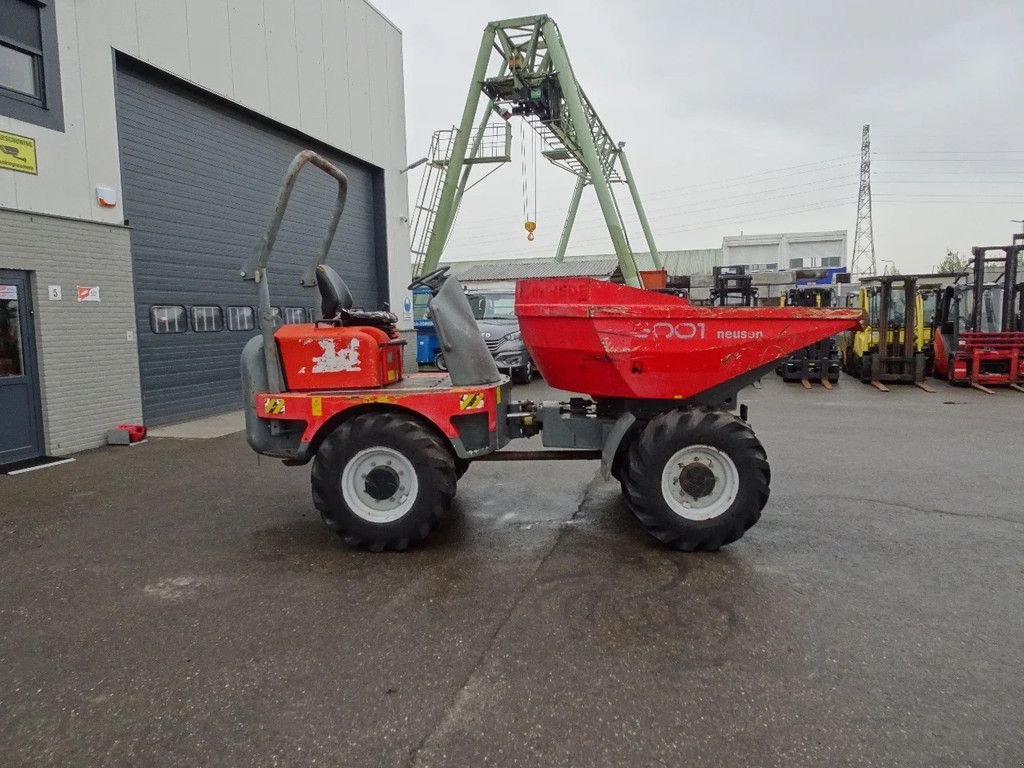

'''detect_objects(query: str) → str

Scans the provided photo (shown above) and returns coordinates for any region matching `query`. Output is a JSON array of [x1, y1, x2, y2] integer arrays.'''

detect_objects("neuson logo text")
[[716, 329, 765, 340]]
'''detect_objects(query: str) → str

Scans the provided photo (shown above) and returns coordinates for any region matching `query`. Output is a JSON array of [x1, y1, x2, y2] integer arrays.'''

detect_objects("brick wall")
[[0, 208, 143, 455]]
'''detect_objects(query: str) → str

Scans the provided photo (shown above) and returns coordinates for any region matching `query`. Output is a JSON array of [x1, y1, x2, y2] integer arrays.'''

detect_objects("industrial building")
[[0, 0, 410, 466], [446, 233, 847, 296], [722, 231, 847, 272]]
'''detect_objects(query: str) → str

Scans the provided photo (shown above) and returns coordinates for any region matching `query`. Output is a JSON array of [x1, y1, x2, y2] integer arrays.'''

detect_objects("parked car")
[[466, 290, 536, 384]]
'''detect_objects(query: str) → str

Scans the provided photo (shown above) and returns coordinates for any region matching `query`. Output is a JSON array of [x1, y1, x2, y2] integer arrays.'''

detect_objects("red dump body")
[[516, 278, 864, 400]]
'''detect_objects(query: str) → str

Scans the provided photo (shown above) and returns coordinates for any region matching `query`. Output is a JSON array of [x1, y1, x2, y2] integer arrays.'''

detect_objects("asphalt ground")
[[1, 375, 1022, 767]]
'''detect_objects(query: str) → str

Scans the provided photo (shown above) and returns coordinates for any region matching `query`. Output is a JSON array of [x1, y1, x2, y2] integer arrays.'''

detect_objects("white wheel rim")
[[660, 444, 739, 521], [340, 447, 418, 524]]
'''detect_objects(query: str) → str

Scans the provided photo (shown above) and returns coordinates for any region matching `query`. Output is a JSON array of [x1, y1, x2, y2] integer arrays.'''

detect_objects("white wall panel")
[[381, 27, 410, 311], [344, 0, 373, 162], [94, 0, 141, 53], [322, 0, 353, 150], [185, 0, 233, 97], [136, 2, 190, 76], [226, 0, 270, 114], [294, 0, 329, 138], [383, 30, 407, 168], [263, 0, 301, 125], [726, 243, 779, 266], [0, 115, 16, 205], [11, 0, 91, 220], [366, 13, 390, 165], [75, 1, 131, 226], [789, 240, 844, 263]]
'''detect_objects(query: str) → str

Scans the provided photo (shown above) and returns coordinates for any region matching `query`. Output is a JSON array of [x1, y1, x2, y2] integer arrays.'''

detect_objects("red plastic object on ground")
[[516, 278, 865, 400], [116, 424, 147, 442]]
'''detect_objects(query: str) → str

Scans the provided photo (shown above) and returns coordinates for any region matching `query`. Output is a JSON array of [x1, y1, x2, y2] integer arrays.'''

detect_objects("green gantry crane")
[[410, 15, 660, 288]]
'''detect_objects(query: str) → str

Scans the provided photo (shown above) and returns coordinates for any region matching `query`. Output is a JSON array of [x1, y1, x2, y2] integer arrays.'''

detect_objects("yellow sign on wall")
[[0, 130, 38, 175]]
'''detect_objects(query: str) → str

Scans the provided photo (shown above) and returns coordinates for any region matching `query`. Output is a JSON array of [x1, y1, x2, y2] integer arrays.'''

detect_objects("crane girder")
[[415, 15, 661, 286]]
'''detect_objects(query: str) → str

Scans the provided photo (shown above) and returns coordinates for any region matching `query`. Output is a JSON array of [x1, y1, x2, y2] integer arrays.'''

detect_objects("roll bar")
[[241, 151, 349, 393]]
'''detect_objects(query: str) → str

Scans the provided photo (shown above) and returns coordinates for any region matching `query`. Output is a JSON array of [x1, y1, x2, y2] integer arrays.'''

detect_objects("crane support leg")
[[421, 27, 495, 274], [617, 147, 661, 270], [541, 18, 642, 287], [555, 176, 585, 262]]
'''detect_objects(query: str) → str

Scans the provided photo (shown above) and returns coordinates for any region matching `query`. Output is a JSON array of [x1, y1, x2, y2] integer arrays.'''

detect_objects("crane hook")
[[525, 220, 536, 241]]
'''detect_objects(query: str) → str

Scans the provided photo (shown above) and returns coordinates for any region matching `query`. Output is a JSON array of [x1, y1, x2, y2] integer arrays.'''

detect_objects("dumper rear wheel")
[[312, 412, 456, 551], [622, 409, 769, 551]]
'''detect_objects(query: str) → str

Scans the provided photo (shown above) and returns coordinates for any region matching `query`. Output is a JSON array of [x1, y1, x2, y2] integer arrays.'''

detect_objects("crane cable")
[[521, 120, 537, 240]]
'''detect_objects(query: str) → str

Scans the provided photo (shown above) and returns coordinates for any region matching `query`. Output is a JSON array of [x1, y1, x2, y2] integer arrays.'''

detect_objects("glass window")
[[922, 291, 937, 324], [0, 0, 43, 101], [468, 292, 516, 320], [0, 285, 24, 376], [0, 0, 62, 130], [0, 43, 38, 98], [963, 286, 1005, 332], [889, 292, 906, 326], [190, 305, 224, 332], [150, 305, 187, 334], [412, 290, 432, 322], [0, 0, 42, 48], [821, 256, 842, 268], [226, 306, 255, 331], [306, 307, 319, 323], [284, 307, 306, 324], [789, 258, 804, 269]]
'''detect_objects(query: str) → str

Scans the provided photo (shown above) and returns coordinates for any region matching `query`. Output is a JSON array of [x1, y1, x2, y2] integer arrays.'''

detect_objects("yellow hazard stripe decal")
[[458, 392, 485, 410], [263, 398, 286, 415]]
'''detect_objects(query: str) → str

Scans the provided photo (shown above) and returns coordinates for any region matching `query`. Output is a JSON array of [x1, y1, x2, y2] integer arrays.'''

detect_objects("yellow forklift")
[[840, 275, 935, 392]]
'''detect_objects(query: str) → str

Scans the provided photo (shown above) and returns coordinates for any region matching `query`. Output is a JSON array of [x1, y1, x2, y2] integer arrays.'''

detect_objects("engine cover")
[[275, 324, 404, 391]]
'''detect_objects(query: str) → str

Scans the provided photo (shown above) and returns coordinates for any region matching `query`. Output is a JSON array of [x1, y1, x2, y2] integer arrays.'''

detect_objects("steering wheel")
[[408, 265, 450, 293]]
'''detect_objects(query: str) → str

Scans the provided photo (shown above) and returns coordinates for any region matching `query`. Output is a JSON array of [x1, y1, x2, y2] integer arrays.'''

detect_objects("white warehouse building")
[[0, 0, 410, 467], [722, 231, 847, 273]]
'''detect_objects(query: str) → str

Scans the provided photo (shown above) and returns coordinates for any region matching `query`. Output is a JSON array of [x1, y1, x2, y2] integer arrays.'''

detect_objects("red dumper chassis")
[[242, 153, 863, 551]]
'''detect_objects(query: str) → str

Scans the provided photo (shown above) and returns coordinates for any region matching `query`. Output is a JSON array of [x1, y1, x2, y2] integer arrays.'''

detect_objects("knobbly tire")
[[622, 408, 770, 551], [311, 412, 456, 551], [512, 358, 534, 385]]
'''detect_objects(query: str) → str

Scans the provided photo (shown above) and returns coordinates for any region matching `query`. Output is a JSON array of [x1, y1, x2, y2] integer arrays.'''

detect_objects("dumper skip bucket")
[[516, 278, 864, 400]]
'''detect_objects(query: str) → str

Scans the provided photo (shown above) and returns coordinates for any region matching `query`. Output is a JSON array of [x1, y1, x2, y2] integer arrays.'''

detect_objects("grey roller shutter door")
[[115, 59, 386, 425]]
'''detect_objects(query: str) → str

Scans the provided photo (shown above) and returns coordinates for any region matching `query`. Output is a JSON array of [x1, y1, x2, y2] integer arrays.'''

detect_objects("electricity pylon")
[[851, 124, 877, 277]]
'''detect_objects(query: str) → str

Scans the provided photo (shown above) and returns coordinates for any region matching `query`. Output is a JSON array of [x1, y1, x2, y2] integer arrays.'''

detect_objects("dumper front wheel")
[[312, 412, 456, 551], [622, 409, 769, 551]]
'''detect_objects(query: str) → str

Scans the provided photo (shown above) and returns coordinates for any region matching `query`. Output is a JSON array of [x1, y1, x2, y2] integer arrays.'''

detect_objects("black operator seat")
[[315, 264, 397, 331]]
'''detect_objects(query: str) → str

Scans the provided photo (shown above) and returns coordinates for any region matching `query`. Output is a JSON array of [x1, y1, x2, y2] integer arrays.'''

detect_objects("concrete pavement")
[[1, 375, 1022, 766]]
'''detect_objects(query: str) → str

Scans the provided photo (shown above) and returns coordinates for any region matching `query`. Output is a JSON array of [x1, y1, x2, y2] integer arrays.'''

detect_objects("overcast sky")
[[373, 0, 1024, 273]]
